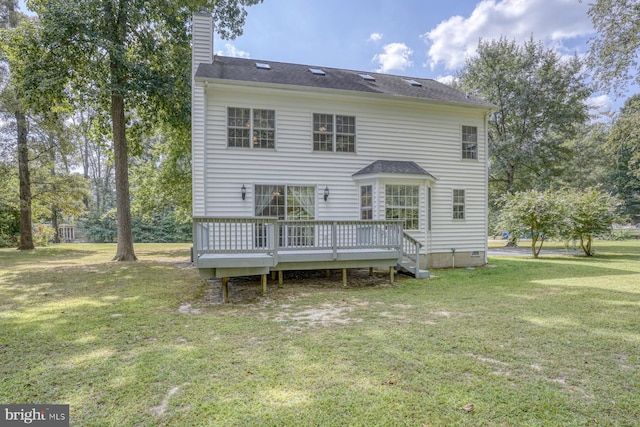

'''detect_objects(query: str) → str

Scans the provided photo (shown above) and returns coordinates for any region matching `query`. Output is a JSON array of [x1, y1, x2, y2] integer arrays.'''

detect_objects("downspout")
[[484, 111, 490, 265], [203, 82, 209, 216]]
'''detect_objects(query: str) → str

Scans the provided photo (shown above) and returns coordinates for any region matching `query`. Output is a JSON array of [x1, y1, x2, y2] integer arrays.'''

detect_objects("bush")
[[80, 208, 191, 243], [606, 229, 634, 240], [0, 206, 20, 248], [33, 224, 56, 247], [81, 211, 118, 243]]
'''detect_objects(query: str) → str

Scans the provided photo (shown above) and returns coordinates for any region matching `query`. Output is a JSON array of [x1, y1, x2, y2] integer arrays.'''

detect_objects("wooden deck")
[[193, 217, 425, 301]]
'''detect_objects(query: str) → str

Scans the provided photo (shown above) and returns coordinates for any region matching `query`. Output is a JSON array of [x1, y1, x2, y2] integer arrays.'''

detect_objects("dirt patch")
[[202, 268, 402, 305], [274, 304, 359, 327], [178, 303, 202, 315], [150, 385, 181, 417]]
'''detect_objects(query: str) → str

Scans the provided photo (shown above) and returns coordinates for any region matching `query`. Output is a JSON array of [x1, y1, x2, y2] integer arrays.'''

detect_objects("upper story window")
[[313, 113, 356, 152], [462, 125, 478, 160], [228, 107, 275, 149]]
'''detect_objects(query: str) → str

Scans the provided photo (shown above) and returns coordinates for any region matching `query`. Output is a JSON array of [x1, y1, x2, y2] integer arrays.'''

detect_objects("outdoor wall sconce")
[[241, 184, 247, 200], [324, 186, 330, 201]]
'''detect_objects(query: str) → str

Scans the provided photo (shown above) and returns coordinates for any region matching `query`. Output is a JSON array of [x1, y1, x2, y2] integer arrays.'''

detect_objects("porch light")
[[324, 186, 330, 201], [241, 184, 247, 200]]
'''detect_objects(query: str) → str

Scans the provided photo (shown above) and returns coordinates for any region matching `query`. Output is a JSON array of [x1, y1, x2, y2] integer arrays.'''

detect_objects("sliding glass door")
[[254, 185, 315, 247]]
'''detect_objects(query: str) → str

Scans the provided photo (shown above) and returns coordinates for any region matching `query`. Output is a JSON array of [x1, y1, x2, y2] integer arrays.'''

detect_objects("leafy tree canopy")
[[587, 0, 640, 96], [456, 37, 591, 195], [13, 0, 262, 260]]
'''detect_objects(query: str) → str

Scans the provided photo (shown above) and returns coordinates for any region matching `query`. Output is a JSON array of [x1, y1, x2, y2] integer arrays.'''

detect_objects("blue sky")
[[213, 0, 621, 112], [17, 0, 628, 111]]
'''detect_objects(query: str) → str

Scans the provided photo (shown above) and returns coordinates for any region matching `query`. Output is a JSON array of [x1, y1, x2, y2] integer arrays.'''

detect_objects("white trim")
[[452, 188, 466, 221]]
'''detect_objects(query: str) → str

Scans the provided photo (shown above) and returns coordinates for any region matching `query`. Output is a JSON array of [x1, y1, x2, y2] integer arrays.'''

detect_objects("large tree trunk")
[[16, 110, 34, 250], [111, 93, 137, 261]]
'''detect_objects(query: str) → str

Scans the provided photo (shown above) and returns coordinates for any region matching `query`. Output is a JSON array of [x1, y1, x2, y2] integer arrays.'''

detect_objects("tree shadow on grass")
[[0, 247, 99, 267], [2, 247, 640, 425]]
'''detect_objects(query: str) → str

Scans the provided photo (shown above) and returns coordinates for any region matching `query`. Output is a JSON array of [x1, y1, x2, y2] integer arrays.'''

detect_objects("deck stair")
[[397, 258, 430, 278], [399, 232, 430, 278]]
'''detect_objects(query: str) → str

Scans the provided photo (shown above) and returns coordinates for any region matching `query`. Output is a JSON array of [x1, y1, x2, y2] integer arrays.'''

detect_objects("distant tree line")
[[0, 0, 262, 250], [453, 0, 640, 250], [1, 0, 638, 253]]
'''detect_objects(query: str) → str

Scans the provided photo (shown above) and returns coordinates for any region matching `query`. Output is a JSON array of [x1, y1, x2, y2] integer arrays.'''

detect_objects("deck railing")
[[193, 217, 404, 259], [193, 217, 279, 255], [401, 233, 423, 268]]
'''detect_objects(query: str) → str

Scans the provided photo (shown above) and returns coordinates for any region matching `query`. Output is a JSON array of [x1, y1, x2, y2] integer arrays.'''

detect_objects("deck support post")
[[271, 271, 276, 281], [389, 266, 395, 284], [342, 268, 347, 286], [261, 274, 267, 295], [369, 267, 373, 276], [221, 277, 229, 303], [326, 270, 331, 278], [278, 271, 283, 287]]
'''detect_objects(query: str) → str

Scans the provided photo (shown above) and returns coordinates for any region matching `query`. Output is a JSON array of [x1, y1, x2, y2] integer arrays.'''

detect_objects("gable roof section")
[[353, 160, 437, 180], [195, 56, 493, 108]]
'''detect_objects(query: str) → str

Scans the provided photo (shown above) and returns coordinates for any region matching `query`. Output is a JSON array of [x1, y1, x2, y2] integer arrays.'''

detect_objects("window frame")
[[385, 184, 420, 230], [227, 107, 276, 149], [360, 185, 373, 220], [461, 125, 478, 160], [453, 189, 465, 220], [313, 113, 356, 153]]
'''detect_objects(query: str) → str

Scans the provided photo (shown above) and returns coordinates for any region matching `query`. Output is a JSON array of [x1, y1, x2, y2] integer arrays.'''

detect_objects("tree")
[[0, 0, 18, 28], [587, 0, 640, 96], [456, 37, 591, 194], [19, 0, 262, 260], [567, 188, 622, 256], [605, 95, 640, 218], [497, 189, 568, 257], [557, 122, 610, 191], [28, 114, 89, 243], [0, 4, 35, 250]]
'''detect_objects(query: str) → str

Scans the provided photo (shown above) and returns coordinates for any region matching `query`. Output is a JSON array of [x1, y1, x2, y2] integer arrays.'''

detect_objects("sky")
[[16, 0, 630, 112], [211, 0, 621, 113]]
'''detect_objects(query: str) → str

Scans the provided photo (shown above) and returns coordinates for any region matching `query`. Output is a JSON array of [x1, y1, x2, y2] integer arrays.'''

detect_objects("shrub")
[[33, 224, 56, 247]]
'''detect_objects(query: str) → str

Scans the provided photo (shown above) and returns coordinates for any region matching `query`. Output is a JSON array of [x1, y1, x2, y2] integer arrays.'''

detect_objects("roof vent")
[[255, 62, 271, 70], [358, 74, 375, 81], [309, 68, 326, 76], [404, 79, 422, 87]]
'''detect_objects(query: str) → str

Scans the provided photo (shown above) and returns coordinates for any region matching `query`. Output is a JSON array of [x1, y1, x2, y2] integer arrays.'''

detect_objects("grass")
[[1, 241, 639, 426]]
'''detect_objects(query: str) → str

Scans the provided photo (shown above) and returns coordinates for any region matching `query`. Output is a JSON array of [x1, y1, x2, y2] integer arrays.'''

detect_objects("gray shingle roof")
[[353, 160, 436, 179], [195, 56, 493, 108]]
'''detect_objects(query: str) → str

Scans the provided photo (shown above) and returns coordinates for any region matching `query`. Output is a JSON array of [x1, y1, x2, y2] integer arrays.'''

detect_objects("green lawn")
[[1, 242, 639, 426]]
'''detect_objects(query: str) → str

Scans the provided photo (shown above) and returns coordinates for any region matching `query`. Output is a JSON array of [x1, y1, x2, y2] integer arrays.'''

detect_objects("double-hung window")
[[227, 107, 275, 148], [462, 125, 478, 160], [360, 185, 373, 220], [385, 185, 419, 230], [453, 189, 465, 220], [313, 113, 356, 152]]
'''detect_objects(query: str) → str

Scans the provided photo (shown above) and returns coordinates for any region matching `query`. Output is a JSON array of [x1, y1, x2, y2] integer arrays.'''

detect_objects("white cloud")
[[436, 75, 456, 85], [215, 43, 251, 58], [423, 0, 593, 70], [373, 43, 414, 73], [369, 33, 383, 42], [586, 94, 613, 116]]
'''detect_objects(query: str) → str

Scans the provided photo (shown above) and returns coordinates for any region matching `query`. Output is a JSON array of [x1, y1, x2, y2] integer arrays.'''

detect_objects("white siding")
[[191, 13, 213, 216], [191, 14, 212, 77], [197, 84, 489, 255]]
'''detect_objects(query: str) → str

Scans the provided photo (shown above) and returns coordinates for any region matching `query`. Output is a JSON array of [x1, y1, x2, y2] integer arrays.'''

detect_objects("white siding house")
[[191, 12, 493, 288]]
